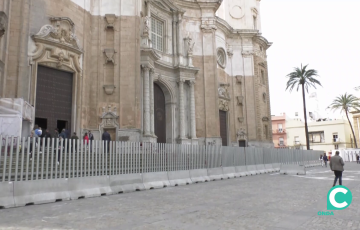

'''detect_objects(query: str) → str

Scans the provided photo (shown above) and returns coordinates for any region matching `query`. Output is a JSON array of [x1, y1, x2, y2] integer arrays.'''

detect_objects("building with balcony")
[[286, 118, 354, 152], [271, 113, 288, 148]]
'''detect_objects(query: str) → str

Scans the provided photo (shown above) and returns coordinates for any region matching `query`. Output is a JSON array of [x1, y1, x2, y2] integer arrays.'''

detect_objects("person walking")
[[102, 130, 111, 152], [42, 129, 52, 147], [330, 151, 345, 187], [319, 154, 324, 167], [59, 129, 67, 139], [323, 153, 328, 167], [356, 154, 359, 164], [54, 128, 59, 138]]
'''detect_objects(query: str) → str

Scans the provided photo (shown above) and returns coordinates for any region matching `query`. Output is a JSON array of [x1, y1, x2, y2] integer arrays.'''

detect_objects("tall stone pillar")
[[189, 80, 197, 139], [142, 65, 151, 136], [179, 79, 186, 139], [150, 69, 155, 136]]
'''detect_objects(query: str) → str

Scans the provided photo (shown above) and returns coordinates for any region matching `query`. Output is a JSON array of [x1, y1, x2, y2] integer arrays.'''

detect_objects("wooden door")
[[35, 65, 73, 134], [154, 83, 166, 143], [219, 110, 228, 146]]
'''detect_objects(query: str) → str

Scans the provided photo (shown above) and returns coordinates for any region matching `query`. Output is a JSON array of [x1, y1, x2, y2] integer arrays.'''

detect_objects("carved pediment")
[[236, 128, 247, 139], [150, 0, 184, 14], [32, 17, 81, 54]]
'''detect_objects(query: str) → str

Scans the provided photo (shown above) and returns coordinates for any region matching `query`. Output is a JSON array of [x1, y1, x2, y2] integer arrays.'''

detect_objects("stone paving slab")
[[0, 163, 359, 230]]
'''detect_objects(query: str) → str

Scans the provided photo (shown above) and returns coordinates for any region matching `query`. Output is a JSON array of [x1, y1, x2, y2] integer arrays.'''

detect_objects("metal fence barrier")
[[0, 136, 322, 208]]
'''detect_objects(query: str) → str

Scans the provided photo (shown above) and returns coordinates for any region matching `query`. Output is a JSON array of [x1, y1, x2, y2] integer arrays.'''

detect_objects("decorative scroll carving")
[[200, 18, 217, 33], [103, 48, 116, 64], [219, 99, 229, 111], [238, 117, 244, 123], [105, 14, 116, 29], [236, 96, 244, 106], [242, 50, 254, 57]]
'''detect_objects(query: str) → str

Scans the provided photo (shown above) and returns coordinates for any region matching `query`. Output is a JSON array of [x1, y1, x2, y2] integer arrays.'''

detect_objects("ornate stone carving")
[[103, 85, 116, 95], [238, 117, 244, 123], [219, 99, 229, 111], [33, 17, 81, 51], [0, 12, 7, 38], [227, 45, 233, 58], [230, 5, 245, 19], [236, 96, 244, 106], [105, 14, 116, 29], [262, 117, 269, 122], [57, 51, 65, 67], [143, 16, 150, 36], [200, 18, 217, 33], [242, 50, 254, 58], [184, 33, 195, 67], [236, 75, 243, 84], [218, 83, 230, 100], [100, 104, 119, 129], [103, 48, 116, 64], [236, 128, 247, 139]]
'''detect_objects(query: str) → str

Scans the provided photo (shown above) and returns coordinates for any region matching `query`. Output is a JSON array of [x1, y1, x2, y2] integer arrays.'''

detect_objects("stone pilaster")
[[142, 65, 151, 136], [179, 79, 186, 139], [189, 80, 197, 139], [150, 69, 155, 136]]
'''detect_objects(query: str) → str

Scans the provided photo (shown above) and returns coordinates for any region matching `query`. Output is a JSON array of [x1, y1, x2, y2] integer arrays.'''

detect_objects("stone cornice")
[[253, 34, 273, 50], [147, 0, 185, 15], [215, 16, 259, 38]]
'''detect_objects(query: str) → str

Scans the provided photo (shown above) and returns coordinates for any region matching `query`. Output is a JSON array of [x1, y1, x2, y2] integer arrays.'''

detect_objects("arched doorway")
[[154, 83, 166, 143]]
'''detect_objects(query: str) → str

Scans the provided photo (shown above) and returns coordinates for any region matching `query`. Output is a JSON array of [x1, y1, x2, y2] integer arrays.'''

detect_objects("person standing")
[[54, 128, 59, 138], [83, 132, 89, 145], [43, 129, 52, 147], [330, 151, 345, 187], [323, 153, 328, 167], [70, 132, 79, 152], [356, 154, 359, 164], [59, 129, 67, 139], [88, 130, 94, 152], [319, 154, 324, 167], [102, 130, 111, 152]]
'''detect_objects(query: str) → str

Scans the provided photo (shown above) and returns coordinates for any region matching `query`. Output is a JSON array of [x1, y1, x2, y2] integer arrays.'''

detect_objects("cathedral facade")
[[0, 0, 273, 147]]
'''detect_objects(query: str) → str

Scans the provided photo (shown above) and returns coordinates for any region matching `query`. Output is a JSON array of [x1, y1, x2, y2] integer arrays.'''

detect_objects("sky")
[[261, 0, 360, 120]]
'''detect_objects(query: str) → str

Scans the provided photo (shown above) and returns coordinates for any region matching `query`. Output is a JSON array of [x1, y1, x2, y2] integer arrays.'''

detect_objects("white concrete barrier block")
[[0, 182, 15, 208], [168, 170, 192, 186], [235, 166, 250, 177], [68, 176, 112, 200], [110, 174, 145, 194], [190, 169, 210, 183], [142, 172, 170, 190], [280, 164, 306, 175], [208, 167, 226, 181], [222, 167, 236, 179]]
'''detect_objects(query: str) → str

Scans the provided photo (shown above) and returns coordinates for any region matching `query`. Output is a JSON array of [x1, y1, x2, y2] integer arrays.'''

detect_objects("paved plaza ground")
[[0, 163, 359, 230]]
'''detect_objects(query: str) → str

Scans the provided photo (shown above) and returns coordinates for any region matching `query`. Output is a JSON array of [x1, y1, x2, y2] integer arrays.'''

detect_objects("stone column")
[[189, 80, 197, 139], [179, 79, 186, 139], [142, 65, 151, 136], [150, 69, 155, 136]]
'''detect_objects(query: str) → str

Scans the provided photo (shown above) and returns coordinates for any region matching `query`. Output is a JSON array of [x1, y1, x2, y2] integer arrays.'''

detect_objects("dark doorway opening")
[[219, 110, 228, 146], [35, 65, 73, 135], [154, 83, 166, 143], [35, 118, 47, 130], [57, 120, 68, 133], [239, 140, 246, 147]]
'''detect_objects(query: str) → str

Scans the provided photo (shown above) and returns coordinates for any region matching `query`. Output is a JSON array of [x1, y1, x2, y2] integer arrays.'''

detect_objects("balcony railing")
[[272, 129, 286, 134], [333, 138, 340, 143]]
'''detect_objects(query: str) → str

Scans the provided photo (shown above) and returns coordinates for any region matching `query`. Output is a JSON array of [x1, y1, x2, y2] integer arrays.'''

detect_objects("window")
[[334, 144, 339, 150], [217, 48, 226, 68], [333, 133, 339, 142], [278, 124, 283, 133], [253, 16, 257, 29], [151, 17, 164, 52], [279, 137, 284, 146], [261, 70, 265, 84], [294, 136, 300, 145], [308, 131, 324, 143]]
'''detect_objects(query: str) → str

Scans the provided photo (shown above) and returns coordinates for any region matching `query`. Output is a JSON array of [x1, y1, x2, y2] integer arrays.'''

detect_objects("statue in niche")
[[143, 16, 150, 35], [187, 36, 195, 55]]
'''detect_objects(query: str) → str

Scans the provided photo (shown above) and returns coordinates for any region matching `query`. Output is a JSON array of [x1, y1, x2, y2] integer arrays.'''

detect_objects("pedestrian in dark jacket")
[[102, 130, 111, 152], [323, 154, 328, 167], [54, 128, 59, 138], [42, 129, 52, 147], [59, 129, 67, 139], [330, 151, 345, 187], [356, 154, 359, 164]]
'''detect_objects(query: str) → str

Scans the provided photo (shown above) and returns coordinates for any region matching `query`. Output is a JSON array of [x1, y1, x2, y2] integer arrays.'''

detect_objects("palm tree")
[[285, 64, 322, 150], [328, 93, 360, 148]]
